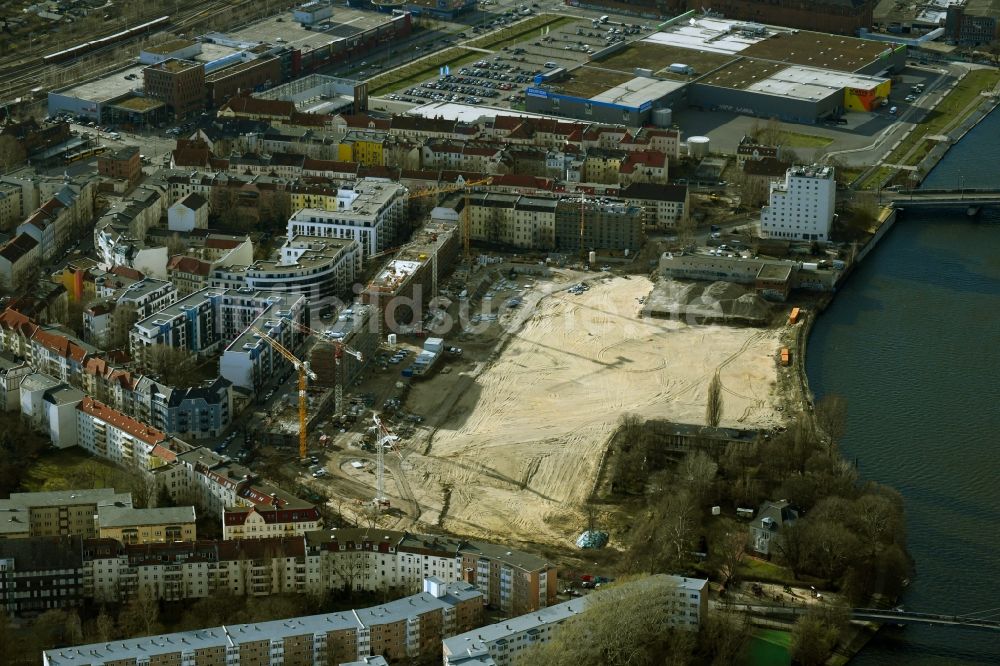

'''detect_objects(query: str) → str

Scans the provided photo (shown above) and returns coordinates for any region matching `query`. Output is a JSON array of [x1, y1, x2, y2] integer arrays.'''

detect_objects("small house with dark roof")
[[750, 499, 799, 556]]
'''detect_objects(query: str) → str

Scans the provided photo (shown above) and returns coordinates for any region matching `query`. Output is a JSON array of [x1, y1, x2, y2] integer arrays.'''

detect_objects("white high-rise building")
[[759, 165, 836, 242]]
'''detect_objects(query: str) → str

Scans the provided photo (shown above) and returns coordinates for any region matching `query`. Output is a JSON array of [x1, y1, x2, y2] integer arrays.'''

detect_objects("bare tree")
[[815, 394, 848, 446], [706, 372, 723, 428], [106, 303, 138, 350], [676, 450, 718, 505], [713, 527, 748, 587]]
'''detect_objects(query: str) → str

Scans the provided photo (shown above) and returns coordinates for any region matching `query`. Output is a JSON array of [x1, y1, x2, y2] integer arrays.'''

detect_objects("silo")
[[688, 136, 711, 158], [652, 107, 672, 128]]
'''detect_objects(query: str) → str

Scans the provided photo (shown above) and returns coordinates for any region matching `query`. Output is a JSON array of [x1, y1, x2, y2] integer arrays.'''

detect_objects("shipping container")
[[788, 307, 800, 325], [780, 348, 791, 366]]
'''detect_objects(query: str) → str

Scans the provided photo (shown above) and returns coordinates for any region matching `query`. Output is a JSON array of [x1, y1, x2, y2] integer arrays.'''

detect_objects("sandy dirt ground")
[[380, 272, 784, 546]]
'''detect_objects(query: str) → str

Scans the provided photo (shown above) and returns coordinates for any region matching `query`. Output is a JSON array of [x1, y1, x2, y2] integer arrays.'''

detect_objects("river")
[[806, 204, 1000, 664]]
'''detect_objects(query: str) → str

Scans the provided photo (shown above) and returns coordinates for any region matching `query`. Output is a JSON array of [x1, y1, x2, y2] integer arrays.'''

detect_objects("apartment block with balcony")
[[0, 536, 85, 616], [45, 577, 481, 666], [286, 178, 408, 260], [76, 396, 168, 469]]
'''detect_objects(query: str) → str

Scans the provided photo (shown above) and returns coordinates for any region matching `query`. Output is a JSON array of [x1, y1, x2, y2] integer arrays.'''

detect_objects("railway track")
[[1, 0, 291, 105]]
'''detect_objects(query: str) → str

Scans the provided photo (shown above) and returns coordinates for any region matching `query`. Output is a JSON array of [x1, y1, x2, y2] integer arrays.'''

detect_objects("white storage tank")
[[588, 250, 597, 265], [688, 135, 710, 158], [652, 107, 672, 128]]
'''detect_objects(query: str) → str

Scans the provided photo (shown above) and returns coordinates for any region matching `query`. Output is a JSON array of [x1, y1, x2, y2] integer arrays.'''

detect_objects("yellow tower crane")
[[292, 321, 363, 418], [253, 327, 316, 461], [408, 177, 493, 263]]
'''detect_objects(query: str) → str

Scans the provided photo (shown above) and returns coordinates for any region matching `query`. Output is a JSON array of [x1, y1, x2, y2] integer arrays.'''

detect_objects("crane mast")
[[253, 327, 315, 460], [370, 414, 398, 509]]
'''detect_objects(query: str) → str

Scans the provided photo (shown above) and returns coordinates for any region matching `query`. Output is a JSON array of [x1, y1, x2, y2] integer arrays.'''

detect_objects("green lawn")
[[21, 448, 124, 493], [466, 14, 579, 51], [775, 131, 834, 148], [748, 629, 792, 666]]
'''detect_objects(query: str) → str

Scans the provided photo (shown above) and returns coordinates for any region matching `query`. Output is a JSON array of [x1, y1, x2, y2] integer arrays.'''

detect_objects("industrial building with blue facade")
[[525, 14, 907, 126]]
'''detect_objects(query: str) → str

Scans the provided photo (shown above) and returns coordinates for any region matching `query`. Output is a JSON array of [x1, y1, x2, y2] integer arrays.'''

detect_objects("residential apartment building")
[[97, 146, 142, 186], [443, 575, 708, 666], [95, 504, 197, 544], [0, 536, 85, 615], [760, 165, 837, 242], [17, 183, 94, 263], [76, 396, 170, 470], [554, 199, 644, 253], [464, 192, 558, 250], [44, 577, 482, 665], [0, 489, 132, 539], [222, 492, 322, 540], [19, 374, 85, 448], [620, 182, 689, 229], [0, 352, 31, 411], [286, 178, 408, 260], [0, 233, 41, 290], [0, 182, 24, 231], [210, 235, 361, 303], [129, 287, 306, 364], [143, 59, 206, 119]]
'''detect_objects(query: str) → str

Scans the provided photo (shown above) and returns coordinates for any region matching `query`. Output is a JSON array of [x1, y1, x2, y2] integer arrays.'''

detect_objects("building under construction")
[[362, 222, 460, 334], [310, 304, 379, 389]]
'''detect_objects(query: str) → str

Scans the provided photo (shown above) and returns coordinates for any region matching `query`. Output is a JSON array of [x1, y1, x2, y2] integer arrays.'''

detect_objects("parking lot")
[[375, 15, 655, 109]]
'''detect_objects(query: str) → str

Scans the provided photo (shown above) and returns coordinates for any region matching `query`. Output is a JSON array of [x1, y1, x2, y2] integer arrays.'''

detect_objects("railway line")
[[0, 0, 291, 108]]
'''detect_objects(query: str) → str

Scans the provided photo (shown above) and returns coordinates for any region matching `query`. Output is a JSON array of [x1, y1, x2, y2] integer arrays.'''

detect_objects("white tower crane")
[[369, 414, 399, 509]]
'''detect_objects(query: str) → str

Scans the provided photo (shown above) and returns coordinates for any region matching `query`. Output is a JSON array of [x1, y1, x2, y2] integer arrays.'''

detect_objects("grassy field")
[[466, 14, 578, 50], [21, 448, 124, 493], [858, 68, 1000, 189], [369, 47, 482, 97], [775, 131, 834, 148], [748, 629, 792, 666]]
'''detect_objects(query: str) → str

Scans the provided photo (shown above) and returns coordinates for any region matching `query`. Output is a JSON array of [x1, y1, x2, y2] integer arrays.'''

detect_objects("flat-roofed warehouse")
[[525, 16, 905, 125]]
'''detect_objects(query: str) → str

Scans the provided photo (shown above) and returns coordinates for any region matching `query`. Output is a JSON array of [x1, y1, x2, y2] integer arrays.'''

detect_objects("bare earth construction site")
[[384, 273, 784, 547]]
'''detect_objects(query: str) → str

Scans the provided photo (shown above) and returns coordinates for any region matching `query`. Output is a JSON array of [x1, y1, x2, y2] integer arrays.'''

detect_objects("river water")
[[806, 183, 1000, 661]]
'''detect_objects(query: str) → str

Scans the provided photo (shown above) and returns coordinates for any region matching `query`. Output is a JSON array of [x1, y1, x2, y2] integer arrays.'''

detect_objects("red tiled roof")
[[109, 266, 145, 280], [77, 397, 166, 446], [167, 255, 212, 276]]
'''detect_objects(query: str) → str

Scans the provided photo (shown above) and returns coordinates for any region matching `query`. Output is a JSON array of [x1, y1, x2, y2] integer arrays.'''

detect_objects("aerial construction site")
[[257, 233, 786, 547]]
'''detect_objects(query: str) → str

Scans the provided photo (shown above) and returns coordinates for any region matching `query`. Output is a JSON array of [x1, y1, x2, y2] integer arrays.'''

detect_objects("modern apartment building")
[[620, 182, 689, 229], [209, 235, 361, 303], [44, 578, 483, 666], [759, 165, 837, 242], [286, 179, 408, 260], [130, 287, 306, 368]]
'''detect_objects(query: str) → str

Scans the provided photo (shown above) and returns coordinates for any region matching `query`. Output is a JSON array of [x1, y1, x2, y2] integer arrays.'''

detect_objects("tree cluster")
[[522, 575, 752, 666], [613, 395, 910, 604]]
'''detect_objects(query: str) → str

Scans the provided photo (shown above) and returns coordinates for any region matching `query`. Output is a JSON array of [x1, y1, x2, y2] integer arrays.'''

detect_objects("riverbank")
[[781, 206, 903, 664]]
